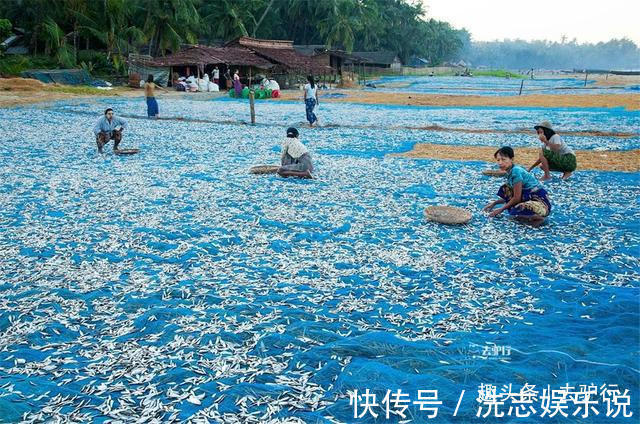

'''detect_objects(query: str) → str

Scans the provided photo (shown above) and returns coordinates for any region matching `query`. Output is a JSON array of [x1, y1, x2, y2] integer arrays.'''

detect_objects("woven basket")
[[482, 169, 507, 177], [114, 149, 140, 155], [249, 165, 280, 174], [424, 205, 472, 225]]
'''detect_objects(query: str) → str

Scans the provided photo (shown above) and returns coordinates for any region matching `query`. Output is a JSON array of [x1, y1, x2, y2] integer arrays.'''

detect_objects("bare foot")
[[562, 171, 573, 180], [540, 175, 552, 182], [516, 215, 545, 228]]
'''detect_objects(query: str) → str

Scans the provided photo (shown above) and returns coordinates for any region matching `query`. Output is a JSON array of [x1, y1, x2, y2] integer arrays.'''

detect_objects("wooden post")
[[249, 90, 255, 124], [363, 63, 366, 86], [519, 79, 524, 95], [584, 72, 588, 87]]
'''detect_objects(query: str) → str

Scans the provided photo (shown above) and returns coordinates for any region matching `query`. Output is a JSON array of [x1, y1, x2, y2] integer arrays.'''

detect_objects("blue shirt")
[[93, 116, 128, 136], [507, 165, 540, 191]]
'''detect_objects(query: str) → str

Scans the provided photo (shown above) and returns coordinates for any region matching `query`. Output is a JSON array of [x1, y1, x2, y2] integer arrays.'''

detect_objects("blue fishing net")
[[0, 98, 638, 422], [366, 75, 637, 96]]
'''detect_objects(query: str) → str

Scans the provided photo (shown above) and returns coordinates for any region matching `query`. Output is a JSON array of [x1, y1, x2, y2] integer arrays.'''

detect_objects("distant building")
[[294, 45, 368, 76], [225, 37, 329, 75], [345, 51, 402, 70], [1, 27, 28, 55], [408, 56, 430, 68]]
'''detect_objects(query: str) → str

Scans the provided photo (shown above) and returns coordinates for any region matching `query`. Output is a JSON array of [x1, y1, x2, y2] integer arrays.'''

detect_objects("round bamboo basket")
[[249, 165, 280, 174], [424, 205, 472, 225]]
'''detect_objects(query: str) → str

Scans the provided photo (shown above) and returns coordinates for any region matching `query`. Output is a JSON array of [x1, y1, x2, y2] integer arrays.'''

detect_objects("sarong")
[[305, 98, 317, 124], [279, 152, 313, 173], [146, 96, 159, 117], [543, 149, 577, 172], [497, 184, 551, 218]]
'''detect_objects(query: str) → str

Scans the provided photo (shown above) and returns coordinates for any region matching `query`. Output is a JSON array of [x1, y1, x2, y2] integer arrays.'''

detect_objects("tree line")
[[0, 0, 467, 73], [466, 38, 640, 71]]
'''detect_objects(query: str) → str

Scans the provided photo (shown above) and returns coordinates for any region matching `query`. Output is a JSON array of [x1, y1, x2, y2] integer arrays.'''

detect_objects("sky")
[[422, 0, 640, 44]]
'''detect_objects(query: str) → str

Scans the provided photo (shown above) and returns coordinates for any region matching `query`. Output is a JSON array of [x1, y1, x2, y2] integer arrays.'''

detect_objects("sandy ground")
[[396, 144, 640, 172], [0, 78, 222, 107], [411, 125, 637, 138]]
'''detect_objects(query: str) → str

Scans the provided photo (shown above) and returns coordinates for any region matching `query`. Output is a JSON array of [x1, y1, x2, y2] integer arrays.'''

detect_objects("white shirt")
[[281, 137, 309, 159], [213, 69, 219, 78], [545, 134, 574, 155], [304, 83, 317, 100]]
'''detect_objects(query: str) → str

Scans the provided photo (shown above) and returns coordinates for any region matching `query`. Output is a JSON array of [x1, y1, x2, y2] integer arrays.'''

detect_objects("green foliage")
[[4, 0, 636, 73], [0, 0, 468, 70], [473, 70, 527, 79], [0, 54, 58, 75], [0, 18, 12, 39], [77, 49, 113, 74], [0, 55, 30, 75]]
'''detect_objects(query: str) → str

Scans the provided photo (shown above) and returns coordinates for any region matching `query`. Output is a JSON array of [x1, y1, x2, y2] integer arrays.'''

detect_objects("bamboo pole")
[[519, 79, 524, 95], [249, 90, 255, 124]]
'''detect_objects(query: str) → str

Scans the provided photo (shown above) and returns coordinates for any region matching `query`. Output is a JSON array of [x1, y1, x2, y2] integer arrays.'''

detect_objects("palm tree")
[[200, 0, 254, 43], [64, 0, 88, 62], [318, 0, 358, 52], [77, 0, 144, 71], [41, 18, 74, 66], [0, 0, 59, 55], [140, 0, 200, 56]]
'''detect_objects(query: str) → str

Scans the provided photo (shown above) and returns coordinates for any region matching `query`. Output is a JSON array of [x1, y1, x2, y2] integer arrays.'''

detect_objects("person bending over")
[[484, 146, 551, 226]]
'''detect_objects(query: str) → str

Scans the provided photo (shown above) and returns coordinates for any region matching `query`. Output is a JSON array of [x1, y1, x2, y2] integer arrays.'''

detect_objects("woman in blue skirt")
[[484, 146, 551, 226]]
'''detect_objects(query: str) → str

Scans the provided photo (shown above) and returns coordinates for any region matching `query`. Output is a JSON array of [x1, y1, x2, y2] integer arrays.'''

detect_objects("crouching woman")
[[278, 127, 314, 178], [484, 146, 551, 225]]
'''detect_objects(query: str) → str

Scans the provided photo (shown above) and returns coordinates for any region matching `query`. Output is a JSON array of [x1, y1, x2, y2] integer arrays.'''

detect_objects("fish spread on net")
[[0, 99, 638, 422]]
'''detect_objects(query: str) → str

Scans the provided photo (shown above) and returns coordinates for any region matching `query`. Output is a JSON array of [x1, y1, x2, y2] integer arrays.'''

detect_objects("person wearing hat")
[[528, 121, 576, 181], [278, 127, 314, 178]]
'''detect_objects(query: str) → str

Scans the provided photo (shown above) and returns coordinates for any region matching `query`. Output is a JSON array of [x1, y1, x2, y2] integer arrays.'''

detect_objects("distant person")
[[213, 66, 220, 85], [528, 121, 576, 181], [303, 75, 319, 127], [144, 74, 167, 119], [224, 69, 232, 89], [484, 146, 551, 226], [233, 69, 242, 97], [93, 108, 127, 153], [278, 127, 314, 178]]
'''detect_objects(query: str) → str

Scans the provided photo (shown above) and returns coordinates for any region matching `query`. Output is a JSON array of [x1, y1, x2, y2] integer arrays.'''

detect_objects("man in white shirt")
[[213, 66, 220, 84]]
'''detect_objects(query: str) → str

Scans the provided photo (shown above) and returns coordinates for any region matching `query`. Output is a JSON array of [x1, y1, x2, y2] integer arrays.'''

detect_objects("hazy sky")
[[422, 0, 640, 44]]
